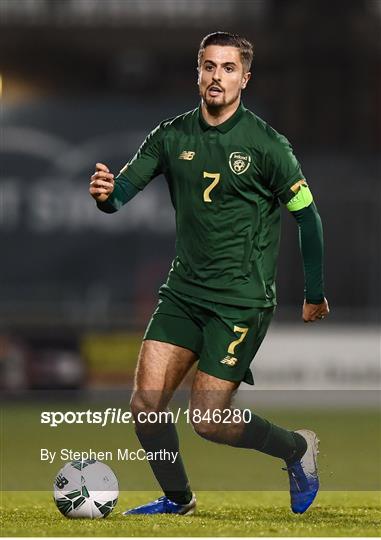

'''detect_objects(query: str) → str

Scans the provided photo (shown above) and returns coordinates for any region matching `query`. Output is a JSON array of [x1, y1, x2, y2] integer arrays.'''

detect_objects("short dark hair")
[[198, 32, 254, 72]]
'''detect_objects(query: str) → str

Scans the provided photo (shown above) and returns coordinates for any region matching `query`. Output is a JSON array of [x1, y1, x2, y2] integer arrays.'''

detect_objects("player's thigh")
[[134, 339, 197, 395], [198, 305, 274, 386], [132, 287, 202, 412], [131, 340, 197, 431]]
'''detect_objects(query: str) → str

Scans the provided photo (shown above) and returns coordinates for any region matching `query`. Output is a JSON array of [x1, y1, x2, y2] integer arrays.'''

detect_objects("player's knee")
[[190, 415, 221, 442], [130, 392, 160, 420]]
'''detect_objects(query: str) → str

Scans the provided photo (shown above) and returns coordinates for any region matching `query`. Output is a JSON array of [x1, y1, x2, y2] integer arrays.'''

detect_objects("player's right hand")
[[89, 163, 115, 202]]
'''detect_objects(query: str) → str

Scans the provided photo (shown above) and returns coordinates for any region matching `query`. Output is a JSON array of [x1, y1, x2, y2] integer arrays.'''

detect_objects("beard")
[[201, 86, 240, 111]]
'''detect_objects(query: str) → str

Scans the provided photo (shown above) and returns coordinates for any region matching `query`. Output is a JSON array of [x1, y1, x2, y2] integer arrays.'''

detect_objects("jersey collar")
[[198, 101, 245, 133]]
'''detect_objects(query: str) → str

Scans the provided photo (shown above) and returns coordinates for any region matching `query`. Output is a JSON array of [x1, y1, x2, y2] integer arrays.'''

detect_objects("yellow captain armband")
[[286, 180, 313, 211]]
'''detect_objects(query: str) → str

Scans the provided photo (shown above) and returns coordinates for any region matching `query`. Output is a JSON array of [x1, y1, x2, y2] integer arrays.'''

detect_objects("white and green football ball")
[[53, 460, 119, 518]]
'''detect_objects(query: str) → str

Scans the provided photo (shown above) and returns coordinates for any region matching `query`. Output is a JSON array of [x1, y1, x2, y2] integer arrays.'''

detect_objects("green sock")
[[135, 422, 192, 505], [233, 413, 307, 462]]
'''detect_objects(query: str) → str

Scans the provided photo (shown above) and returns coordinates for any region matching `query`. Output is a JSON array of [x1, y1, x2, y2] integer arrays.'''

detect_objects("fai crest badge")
[[229, 152, 251, 175]]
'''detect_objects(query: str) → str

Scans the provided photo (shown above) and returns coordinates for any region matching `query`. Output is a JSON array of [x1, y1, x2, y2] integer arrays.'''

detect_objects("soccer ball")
[[53, 460, 119, 519]]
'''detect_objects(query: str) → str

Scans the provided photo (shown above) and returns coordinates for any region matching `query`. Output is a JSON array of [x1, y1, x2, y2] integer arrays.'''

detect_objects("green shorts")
[[144, 285, 275, 385]]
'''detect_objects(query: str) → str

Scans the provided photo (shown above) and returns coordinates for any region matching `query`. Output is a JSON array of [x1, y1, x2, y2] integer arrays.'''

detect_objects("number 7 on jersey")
[[203, 172, 221, 203]]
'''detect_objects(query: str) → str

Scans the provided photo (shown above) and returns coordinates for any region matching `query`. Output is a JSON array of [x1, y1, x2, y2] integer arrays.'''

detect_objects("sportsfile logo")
[[178, 150, 195, 160], [40, 407, 252, 427]]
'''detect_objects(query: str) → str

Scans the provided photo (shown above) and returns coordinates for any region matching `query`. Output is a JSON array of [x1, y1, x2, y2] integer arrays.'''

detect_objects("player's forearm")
[[291, 202, 325, 303], [96, 175, 140, 213]]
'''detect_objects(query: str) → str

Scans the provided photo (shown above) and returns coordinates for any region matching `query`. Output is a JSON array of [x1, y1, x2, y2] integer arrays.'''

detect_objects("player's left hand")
[[302, 298, 330, 323]]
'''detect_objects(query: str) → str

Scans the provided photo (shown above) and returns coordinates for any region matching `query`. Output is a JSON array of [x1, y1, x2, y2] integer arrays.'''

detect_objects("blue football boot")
[[283, 429, 320, 514], [123, 494, 196, 515]]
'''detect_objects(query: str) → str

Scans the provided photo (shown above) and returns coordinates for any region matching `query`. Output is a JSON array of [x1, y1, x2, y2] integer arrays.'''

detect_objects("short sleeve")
[[262, 134, 305, 205], [117, 123, 164, 190]]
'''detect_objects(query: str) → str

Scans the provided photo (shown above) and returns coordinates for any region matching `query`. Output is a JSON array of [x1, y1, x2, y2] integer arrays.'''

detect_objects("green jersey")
[[117, 102, 304, 307]]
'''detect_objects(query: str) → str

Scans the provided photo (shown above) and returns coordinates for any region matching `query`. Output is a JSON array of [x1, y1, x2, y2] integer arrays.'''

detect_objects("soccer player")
[[89, 32, 329, 515]]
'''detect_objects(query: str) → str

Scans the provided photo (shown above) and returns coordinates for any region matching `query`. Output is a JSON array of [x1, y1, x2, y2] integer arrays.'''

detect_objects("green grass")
[[1, 490, 380, 536]]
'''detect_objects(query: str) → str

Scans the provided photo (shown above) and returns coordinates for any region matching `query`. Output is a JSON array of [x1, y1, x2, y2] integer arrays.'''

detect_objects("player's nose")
[[214, 70, 222, 81], [212, 75, 222, 86]]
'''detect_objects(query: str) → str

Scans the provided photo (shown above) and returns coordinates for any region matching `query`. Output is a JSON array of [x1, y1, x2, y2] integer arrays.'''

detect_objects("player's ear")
[[241, 72, 251, 89]]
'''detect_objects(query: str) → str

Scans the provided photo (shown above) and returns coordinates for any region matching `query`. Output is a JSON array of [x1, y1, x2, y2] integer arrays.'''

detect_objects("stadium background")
[[1, 0, 380, 504]]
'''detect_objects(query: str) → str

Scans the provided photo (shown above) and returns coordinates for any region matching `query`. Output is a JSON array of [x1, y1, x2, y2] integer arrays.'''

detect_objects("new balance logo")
[[179, 151, 195, 160], [55, 474, 69, 489], [220, 355, 238, 367]]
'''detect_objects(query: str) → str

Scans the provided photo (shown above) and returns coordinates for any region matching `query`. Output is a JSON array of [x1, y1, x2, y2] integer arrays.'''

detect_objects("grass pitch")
[[1, 490, 380, 537]]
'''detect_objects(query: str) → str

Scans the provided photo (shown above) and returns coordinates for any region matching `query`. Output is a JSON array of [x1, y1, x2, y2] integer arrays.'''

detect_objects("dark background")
[[1, 0, 380, 389]]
